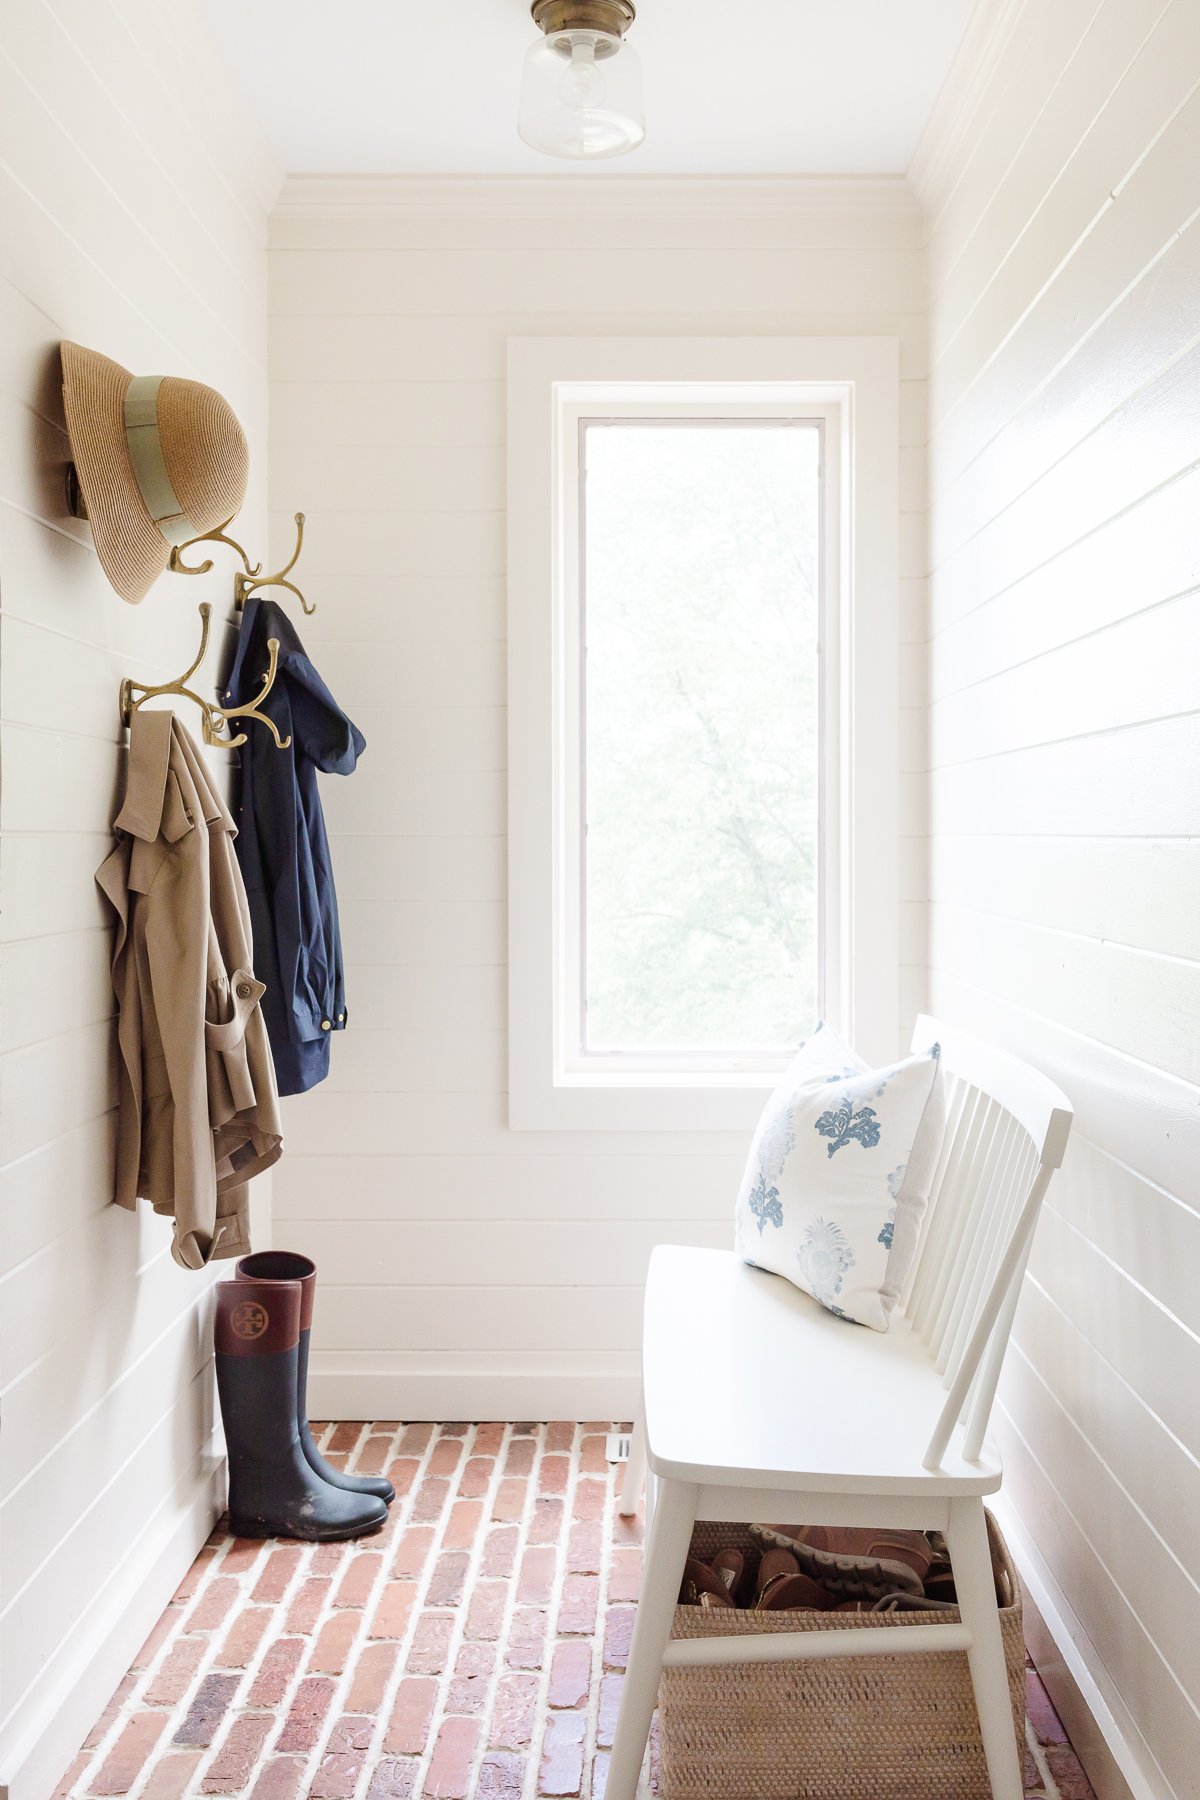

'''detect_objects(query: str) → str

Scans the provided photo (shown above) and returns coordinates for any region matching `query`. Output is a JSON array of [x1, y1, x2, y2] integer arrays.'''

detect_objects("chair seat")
[[642, 1246, 1002, 1497]]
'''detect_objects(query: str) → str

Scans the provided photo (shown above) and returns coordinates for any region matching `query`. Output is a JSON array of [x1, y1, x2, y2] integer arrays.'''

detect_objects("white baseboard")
[[307, 1359, 640, 1422], [0, 1456, 224, 1800], [989, 1494, 1172, 1800]]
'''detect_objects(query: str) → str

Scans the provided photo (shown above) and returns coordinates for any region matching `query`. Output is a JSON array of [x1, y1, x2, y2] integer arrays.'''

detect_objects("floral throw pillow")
[[734, 1023, 945, 1331]]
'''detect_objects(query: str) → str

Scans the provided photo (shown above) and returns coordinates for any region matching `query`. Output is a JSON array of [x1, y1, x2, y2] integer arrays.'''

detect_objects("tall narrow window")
[[579, 420, 823, 1065]]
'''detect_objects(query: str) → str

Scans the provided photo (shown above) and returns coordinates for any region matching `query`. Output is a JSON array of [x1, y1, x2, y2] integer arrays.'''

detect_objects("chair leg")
[[606, 1476, 697, 1800], [619, 1413, 647, 1517], [944, 1498, 1022, 1800]]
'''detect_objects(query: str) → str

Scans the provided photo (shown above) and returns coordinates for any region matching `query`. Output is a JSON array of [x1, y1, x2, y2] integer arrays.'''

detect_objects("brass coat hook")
[[120, 603, 292, 750], [168, 512, 315, 614]]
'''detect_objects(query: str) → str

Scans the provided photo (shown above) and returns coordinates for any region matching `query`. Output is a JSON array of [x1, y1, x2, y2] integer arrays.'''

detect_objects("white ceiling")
[[203, 0, 978, 177]]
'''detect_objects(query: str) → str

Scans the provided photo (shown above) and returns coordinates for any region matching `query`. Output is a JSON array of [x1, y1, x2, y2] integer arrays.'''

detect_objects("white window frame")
[[508, 337, 900, 1133]]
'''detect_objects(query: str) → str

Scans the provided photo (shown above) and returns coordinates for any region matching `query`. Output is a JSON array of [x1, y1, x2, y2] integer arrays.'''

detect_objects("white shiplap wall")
[[915, 2, 1200, 1797], [267, 175, 927, 1421], [0, 3, 276, 1793]]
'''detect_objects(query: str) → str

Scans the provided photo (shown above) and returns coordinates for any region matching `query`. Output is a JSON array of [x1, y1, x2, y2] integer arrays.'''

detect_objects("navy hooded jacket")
[[224, 597, 365, 1095]]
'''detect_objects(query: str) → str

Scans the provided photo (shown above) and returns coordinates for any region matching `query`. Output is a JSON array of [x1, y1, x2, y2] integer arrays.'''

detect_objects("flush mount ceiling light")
[[518, 0, 645, 161]]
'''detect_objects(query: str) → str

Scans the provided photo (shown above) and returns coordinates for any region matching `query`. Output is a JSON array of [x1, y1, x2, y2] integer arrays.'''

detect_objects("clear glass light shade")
[[518, 29, 645, 160]]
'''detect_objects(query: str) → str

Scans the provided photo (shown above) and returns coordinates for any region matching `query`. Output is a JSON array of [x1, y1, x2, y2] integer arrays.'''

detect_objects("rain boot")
[[235, 1250, 396, 1505], [215, 1277, 388, 1540]]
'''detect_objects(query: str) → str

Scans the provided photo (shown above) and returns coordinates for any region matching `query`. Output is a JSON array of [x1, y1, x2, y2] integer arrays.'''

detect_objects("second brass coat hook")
[[168, 511, 315, 615]]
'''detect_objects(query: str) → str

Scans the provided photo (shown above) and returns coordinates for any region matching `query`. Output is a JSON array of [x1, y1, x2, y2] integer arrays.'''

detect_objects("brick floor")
[[58, 1423, 1097, 1799]]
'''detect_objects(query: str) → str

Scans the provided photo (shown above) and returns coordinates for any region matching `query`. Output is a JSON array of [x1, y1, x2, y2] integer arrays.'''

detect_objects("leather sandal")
[[679, 1551, 741, 1608], [754, 1546, 833, 1611], [750, 1522, 929, 1600]]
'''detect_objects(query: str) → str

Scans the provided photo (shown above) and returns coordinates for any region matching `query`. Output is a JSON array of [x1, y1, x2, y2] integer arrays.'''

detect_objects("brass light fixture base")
[[530, 0, 635, 40]]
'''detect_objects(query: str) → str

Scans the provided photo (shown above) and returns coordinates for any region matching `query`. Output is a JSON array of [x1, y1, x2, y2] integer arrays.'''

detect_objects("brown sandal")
[[750, 1523, 929, 1600]]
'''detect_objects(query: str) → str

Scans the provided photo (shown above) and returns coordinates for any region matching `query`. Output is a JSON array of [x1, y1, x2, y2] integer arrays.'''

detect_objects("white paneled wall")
[[0, 3, 276, 1794], [915, 3, 1200, 1796], [267, 175, 927, 1421]]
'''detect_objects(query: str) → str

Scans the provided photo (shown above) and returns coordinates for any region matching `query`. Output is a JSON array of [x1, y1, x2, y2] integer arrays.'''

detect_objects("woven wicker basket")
[[658, 1511, 1024, 1800]]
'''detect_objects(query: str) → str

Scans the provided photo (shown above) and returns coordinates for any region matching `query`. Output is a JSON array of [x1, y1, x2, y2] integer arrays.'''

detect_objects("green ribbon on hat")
[[123, 374, 200, 548]]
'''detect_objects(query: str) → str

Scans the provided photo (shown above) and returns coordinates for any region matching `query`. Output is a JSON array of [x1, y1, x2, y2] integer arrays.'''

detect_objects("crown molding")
[[273, 172, 921, 221], [907, 0, 1029, 219]]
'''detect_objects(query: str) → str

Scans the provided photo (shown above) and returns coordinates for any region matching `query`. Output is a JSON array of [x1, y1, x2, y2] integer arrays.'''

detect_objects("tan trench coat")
[[96, 710, 283, 1269]]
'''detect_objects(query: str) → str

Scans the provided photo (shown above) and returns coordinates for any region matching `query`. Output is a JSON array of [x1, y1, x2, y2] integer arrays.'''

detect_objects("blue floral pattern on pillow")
[[748, 1173, 783, 1235], [814, 1097, 881, 1157], [797, 1217, 855, 1305], [756, 1108, 795, 1182]]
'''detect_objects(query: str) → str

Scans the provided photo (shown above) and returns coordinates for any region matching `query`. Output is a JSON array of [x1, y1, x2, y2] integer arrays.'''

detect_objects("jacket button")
[[321, 1019, 331, 1031], [236, 983, 253, 999], [336, 1012, 345, 1023]]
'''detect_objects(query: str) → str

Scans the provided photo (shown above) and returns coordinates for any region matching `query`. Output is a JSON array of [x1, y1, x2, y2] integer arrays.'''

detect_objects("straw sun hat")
[[61, 341, 249, 604]]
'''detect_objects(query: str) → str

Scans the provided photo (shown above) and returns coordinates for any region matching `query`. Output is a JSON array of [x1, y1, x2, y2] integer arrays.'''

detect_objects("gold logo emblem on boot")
[[231, 1300, 269, 1340]]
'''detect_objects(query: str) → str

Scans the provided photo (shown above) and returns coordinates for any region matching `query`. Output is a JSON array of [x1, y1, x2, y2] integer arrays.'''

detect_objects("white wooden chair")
[[609, 1015, 1072, 1800]]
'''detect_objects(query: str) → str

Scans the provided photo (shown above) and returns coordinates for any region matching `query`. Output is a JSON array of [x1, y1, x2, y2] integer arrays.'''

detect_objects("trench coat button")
[[236, 982, 253, 999], [336, 1012, 345, 1023], [321, 1019, 331, 1031]]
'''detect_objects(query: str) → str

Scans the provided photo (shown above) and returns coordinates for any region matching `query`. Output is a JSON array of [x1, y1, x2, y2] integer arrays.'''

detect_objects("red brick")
[[477, 1752, 525, 1798], [253, 1546, 304, 1603], [309, 1607, 364, 1675], [216, 1604, 272, 1669], [539, 1711, 586, 1797], [249, 1636, 305, 1706], [309, 1751, 366, 1798], [558, 1575, 598, 1636], [578, 1435, 608, 1474], [385, 1456, 420, 1498], [391, 1526, 434, 1578], [504, 1607, 547, 1670], [370, 1580, 416, 1640], [399, 1423, 434, 1456], [503, 1437, 536, 1476], [545, 1423, 574, 1452], [185, 1576, 239, 1633], [571, 1481, 604, 1522], [538, 1455, 569, 1494], [466, 1580, 506, 1641], [365, 1761, 417, 1799], [201, 1714, 272, 1792], [407, 1610, 454, 1672], [548, 1640, 592, 1709], [567, 1521, 601, 1575], [334, 1551, 383, 1607], [429, 1437, 464, 1475], [603, 1608, 634, 1670], [473, 1423, 506, 1454], [528, 1499, 563, 1544], [311, 1543, 347, 1574], [455, 1456, 490, 1497], [173, 1547, 215, 1602], [275, 1676, 335, 1753], [442, 1500, 483, 1548], [596, 1674, 622, 1747], [491, 1478, 526, 1522], [412, 1475, 450, 1522], [221, 1537, 266, 1575], [347, 1639, 399, 1712], [427, 1550, 469, 1607], [612, 1503, 643, 1546], [386, 1676, 438, 1754], [144, 1636, 207, 1704], [607, 1548, 641, 1602], [591, 1750, 610, 1799], [139, 1751, 203, 1799], [1027, 1671, 1069, 1745], [1045, 1747, 1098, 1799], [92, 1712, 168, 1793], [174, 1673, 239, 1748], [425, 1717, 481, 1799], [329, 1422, 363, 1453], [489, 1672, 538, 1750], [355, 1435, 393, 1473], [482, 1526, 518, 1575], [247, 1758, 306, 1800], [517, 1545, 556, 1604], [448, 1641, 495, 1714], [284, 1576, 331, 1634]]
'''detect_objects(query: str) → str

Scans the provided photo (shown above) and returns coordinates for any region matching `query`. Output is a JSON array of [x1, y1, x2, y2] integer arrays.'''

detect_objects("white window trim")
[[507, 337, 900, 1133]]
